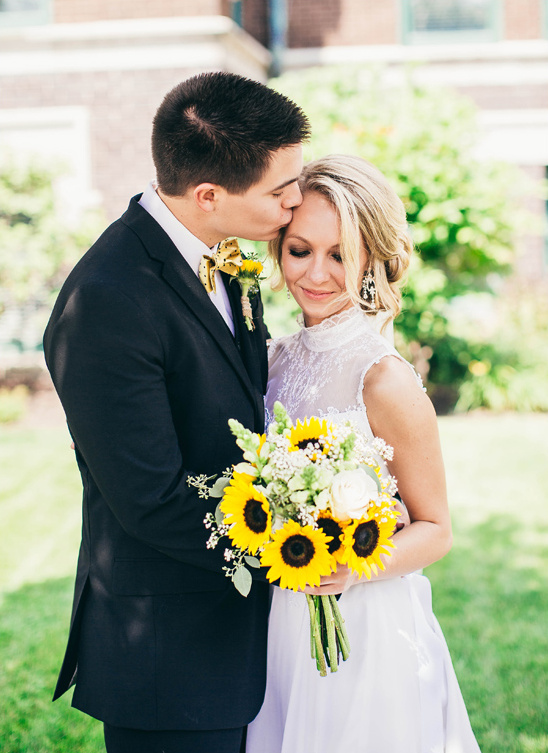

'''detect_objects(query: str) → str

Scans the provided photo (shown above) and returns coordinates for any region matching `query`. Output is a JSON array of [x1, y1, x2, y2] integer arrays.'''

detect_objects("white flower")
[[289, 490, 309, 505], [314, 489, 331, 511], [330, 468, 379, 522], [233, 462, 258, 477]]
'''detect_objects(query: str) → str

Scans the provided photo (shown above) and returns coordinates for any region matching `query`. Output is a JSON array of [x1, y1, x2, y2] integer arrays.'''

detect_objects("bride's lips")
[[300, 287, 334, 301]]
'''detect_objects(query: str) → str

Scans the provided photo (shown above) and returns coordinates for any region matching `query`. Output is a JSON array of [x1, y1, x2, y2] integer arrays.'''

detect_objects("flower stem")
[[329, 594, 351, 661], [321, 595, 339, 672]]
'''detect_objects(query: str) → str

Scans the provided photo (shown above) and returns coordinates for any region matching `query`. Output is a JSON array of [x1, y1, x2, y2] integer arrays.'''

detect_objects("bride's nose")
[[307, 253, 331, 283]]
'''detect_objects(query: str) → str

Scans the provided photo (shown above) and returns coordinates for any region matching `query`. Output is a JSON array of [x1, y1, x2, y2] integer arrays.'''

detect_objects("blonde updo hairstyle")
[[269, 154, 413, 322]]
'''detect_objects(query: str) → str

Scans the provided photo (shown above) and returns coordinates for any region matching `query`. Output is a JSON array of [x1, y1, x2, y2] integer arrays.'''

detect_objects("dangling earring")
[[361, 270, 377, 312], [286, 286, 291, 300]]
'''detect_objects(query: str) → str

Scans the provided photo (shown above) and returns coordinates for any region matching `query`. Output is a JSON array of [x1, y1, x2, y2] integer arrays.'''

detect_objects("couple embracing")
[[44, 72, 481, 752]]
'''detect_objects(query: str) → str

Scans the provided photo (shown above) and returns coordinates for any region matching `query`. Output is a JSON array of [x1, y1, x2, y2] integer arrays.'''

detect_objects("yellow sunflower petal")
[[221, 473, 272, 554], [287, 416, 333, 459], [339, 508, 397, 578], [260, 520, 334, 592]]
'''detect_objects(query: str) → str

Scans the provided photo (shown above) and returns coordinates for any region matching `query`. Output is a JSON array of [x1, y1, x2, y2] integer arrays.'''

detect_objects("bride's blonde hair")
[[269, 154, 413, 322]]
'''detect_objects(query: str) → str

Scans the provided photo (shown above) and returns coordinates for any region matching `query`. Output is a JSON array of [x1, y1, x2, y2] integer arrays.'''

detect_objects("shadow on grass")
[[1, 515, 547, 753], [0, 577, 103, 753], [428, 514, 548, 753]]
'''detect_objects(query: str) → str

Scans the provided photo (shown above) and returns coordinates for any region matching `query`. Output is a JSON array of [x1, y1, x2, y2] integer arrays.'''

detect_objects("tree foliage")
[[272, 66, 537, 410], [0, 159, 101, 348]]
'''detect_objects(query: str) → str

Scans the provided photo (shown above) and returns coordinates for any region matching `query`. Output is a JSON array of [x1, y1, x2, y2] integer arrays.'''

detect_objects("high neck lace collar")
[[298, 307, 377, 352]]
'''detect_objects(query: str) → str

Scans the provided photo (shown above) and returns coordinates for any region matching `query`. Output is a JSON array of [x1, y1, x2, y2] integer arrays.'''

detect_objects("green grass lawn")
[[1, 414, 547, 753]]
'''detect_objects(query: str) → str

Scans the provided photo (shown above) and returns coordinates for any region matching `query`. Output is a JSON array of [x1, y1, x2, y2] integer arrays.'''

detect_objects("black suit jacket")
[[43, 196, 270, 730]]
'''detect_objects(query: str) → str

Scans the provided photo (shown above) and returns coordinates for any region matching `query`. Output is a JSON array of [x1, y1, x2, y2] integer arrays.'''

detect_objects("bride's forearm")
[[304, 518, 452, 596], [365, 518, 453, 582]]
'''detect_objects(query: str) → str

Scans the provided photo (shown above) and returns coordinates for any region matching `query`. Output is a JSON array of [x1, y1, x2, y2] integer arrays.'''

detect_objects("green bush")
[[0, 158, 103, 349], [270, 66, 542, 410], [0, 386, 28, 424]]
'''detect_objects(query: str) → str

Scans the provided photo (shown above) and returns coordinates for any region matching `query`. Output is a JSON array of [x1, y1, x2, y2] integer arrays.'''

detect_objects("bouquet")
[[191, 401, 399, 676]]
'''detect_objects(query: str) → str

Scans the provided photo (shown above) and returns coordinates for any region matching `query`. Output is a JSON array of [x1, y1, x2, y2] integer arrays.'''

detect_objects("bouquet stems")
[[306, 593, 350, 675]]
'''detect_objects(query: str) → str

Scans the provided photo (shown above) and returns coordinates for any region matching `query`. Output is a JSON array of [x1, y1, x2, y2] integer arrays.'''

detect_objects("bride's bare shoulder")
[[363, 355, 432, 416]]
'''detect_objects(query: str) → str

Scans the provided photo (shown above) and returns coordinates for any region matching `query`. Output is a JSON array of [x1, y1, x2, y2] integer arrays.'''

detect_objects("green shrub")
[[0, 385, 28, 424], [270, 66, 541, 410]]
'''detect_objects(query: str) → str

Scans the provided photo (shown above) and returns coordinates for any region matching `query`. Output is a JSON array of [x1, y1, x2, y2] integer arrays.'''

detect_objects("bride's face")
[[281, 190, 362, 327]]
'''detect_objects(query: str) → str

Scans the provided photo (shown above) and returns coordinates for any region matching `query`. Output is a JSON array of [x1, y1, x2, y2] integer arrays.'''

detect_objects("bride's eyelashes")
[[288, 248, 310, 258], [287, 248, 344, 264]]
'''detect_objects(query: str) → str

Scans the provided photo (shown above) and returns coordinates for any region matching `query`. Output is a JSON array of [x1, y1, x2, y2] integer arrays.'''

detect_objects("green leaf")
[[244, 555, 261, 569], [210, 477, 231, 498], [232, 566, 252, 597], [214, 502, 225, 527], [360, 465, 382, 493]]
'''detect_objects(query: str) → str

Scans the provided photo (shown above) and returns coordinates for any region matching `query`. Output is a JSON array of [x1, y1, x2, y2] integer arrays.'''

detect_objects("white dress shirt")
[[138, 181, 235, 335]]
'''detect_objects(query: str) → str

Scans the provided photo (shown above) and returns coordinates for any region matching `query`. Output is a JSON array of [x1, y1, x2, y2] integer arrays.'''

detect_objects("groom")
[[44, 72, 309, 753]]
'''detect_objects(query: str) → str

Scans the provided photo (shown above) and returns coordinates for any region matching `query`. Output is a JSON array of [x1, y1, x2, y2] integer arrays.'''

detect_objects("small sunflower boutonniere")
[[234, 257, 265, 331], [190, 401, 400, 676]]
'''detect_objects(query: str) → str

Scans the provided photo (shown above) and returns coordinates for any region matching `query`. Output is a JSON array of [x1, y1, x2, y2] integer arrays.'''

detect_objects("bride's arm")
[[305, 355, 452, 595]]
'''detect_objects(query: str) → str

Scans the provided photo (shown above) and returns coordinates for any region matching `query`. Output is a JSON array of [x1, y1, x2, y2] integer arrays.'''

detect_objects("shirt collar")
[[138, 181, 217, 273]]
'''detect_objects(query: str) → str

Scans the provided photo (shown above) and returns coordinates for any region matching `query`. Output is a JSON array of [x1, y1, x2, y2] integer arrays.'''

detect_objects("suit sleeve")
[[45, 281, 231, 573]]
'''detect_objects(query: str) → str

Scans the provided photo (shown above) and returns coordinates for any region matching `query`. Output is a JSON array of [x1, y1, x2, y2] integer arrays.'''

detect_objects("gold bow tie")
[[198, 238, 242, 294]]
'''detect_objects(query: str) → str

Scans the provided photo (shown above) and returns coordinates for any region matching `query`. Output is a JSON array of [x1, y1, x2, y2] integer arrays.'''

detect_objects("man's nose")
[[282, 182, 302, 209]]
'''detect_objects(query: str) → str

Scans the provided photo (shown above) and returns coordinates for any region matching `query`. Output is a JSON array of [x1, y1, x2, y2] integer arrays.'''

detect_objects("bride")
[[246, 155, 481, 752]]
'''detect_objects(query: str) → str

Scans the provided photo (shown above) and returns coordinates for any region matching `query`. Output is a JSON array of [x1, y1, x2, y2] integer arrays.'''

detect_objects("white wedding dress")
[[246, 308, 481, 753]]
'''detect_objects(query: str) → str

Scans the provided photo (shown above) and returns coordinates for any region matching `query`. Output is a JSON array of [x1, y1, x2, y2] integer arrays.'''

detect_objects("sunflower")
[[220, 473, 272, 553], [339, 508, 396, 579], [240, 259, 264, 277], [260, 519, 333, 591], [287, 416, 333, 460], [316, 513, 347, 561]]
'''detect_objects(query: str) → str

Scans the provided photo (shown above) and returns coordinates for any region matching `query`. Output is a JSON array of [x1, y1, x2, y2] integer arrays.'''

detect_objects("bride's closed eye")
[[288, 247, 310, 258]]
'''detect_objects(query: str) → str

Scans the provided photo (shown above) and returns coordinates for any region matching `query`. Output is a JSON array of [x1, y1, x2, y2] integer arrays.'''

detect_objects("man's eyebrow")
[[271, 176, 300, 192]]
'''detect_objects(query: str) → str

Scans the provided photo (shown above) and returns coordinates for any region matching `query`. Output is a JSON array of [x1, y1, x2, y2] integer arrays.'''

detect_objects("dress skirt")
[[246, 574, 481, 753]]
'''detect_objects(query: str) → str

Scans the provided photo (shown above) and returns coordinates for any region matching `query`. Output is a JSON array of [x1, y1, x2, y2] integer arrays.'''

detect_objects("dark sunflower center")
[[280, 534, 315, 568], [352, 520, 380, 558], [243, 498, 268, 534], [295, 436, 325, 451], [317, 517, 343, 554]]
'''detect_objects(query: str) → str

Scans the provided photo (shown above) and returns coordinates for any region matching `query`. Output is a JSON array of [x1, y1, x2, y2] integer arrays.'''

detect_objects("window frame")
[[400, 0, 502, 44], [0, 0, 50, 28]]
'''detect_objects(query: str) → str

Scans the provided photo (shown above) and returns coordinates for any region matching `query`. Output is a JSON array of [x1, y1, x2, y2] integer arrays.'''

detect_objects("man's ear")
[[193, 183, 225, 213]]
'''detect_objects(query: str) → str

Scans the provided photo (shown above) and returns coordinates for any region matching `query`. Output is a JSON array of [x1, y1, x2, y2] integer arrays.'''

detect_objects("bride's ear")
[[193, 183, 224, 214]]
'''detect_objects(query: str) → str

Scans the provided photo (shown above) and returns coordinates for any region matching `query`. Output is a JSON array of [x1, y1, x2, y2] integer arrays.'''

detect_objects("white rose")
[[330, 468, 379, 522]]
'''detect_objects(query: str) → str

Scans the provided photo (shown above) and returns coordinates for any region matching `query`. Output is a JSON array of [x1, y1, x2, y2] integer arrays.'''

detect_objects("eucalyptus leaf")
[[214, 502, 225, 527], [210, 477, 231, 498], [244, 555, 261, 569], [360, 465, 382, 493], [232, 566, 252, 597]]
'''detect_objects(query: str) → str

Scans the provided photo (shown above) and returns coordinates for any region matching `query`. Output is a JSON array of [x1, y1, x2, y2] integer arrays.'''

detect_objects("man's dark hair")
[[151, 72, 310, 196]]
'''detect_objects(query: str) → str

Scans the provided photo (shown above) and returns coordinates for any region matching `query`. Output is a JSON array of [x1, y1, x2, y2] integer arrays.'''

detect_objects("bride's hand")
[[393, 498, 410, 533], [302, 565, 361, 596]]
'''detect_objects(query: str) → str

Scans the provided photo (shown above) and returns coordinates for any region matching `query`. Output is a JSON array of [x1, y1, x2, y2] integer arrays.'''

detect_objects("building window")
[[0, 0, 50, 27], [402, 0, 500, 44]]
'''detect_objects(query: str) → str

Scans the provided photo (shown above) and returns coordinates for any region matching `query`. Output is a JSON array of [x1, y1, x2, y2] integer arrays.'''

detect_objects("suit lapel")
[[121, 198, 257, 404]]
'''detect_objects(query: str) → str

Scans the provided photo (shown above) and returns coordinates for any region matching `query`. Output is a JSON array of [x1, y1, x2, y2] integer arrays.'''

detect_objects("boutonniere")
[[234, 256, 265, 331], [199, 238, 265, 331]]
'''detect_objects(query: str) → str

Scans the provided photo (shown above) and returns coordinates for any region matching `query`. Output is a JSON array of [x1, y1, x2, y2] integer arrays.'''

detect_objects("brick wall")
[[242, 0, 268, 48], [53, 0, 227, 23], [504, 0, 543, 40], [1, 68, 203, 221], [287, 0, 398, 48]]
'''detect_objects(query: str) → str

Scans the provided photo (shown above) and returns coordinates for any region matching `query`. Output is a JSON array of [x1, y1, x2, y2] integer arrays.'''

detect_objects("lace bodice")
[[266, 307, 421, 441]]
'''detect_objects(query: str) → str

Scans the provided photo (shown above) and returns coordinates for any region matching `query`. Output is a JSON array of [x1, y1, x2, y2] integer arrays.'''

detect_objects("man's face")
[[216, 144, 304, 242]]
